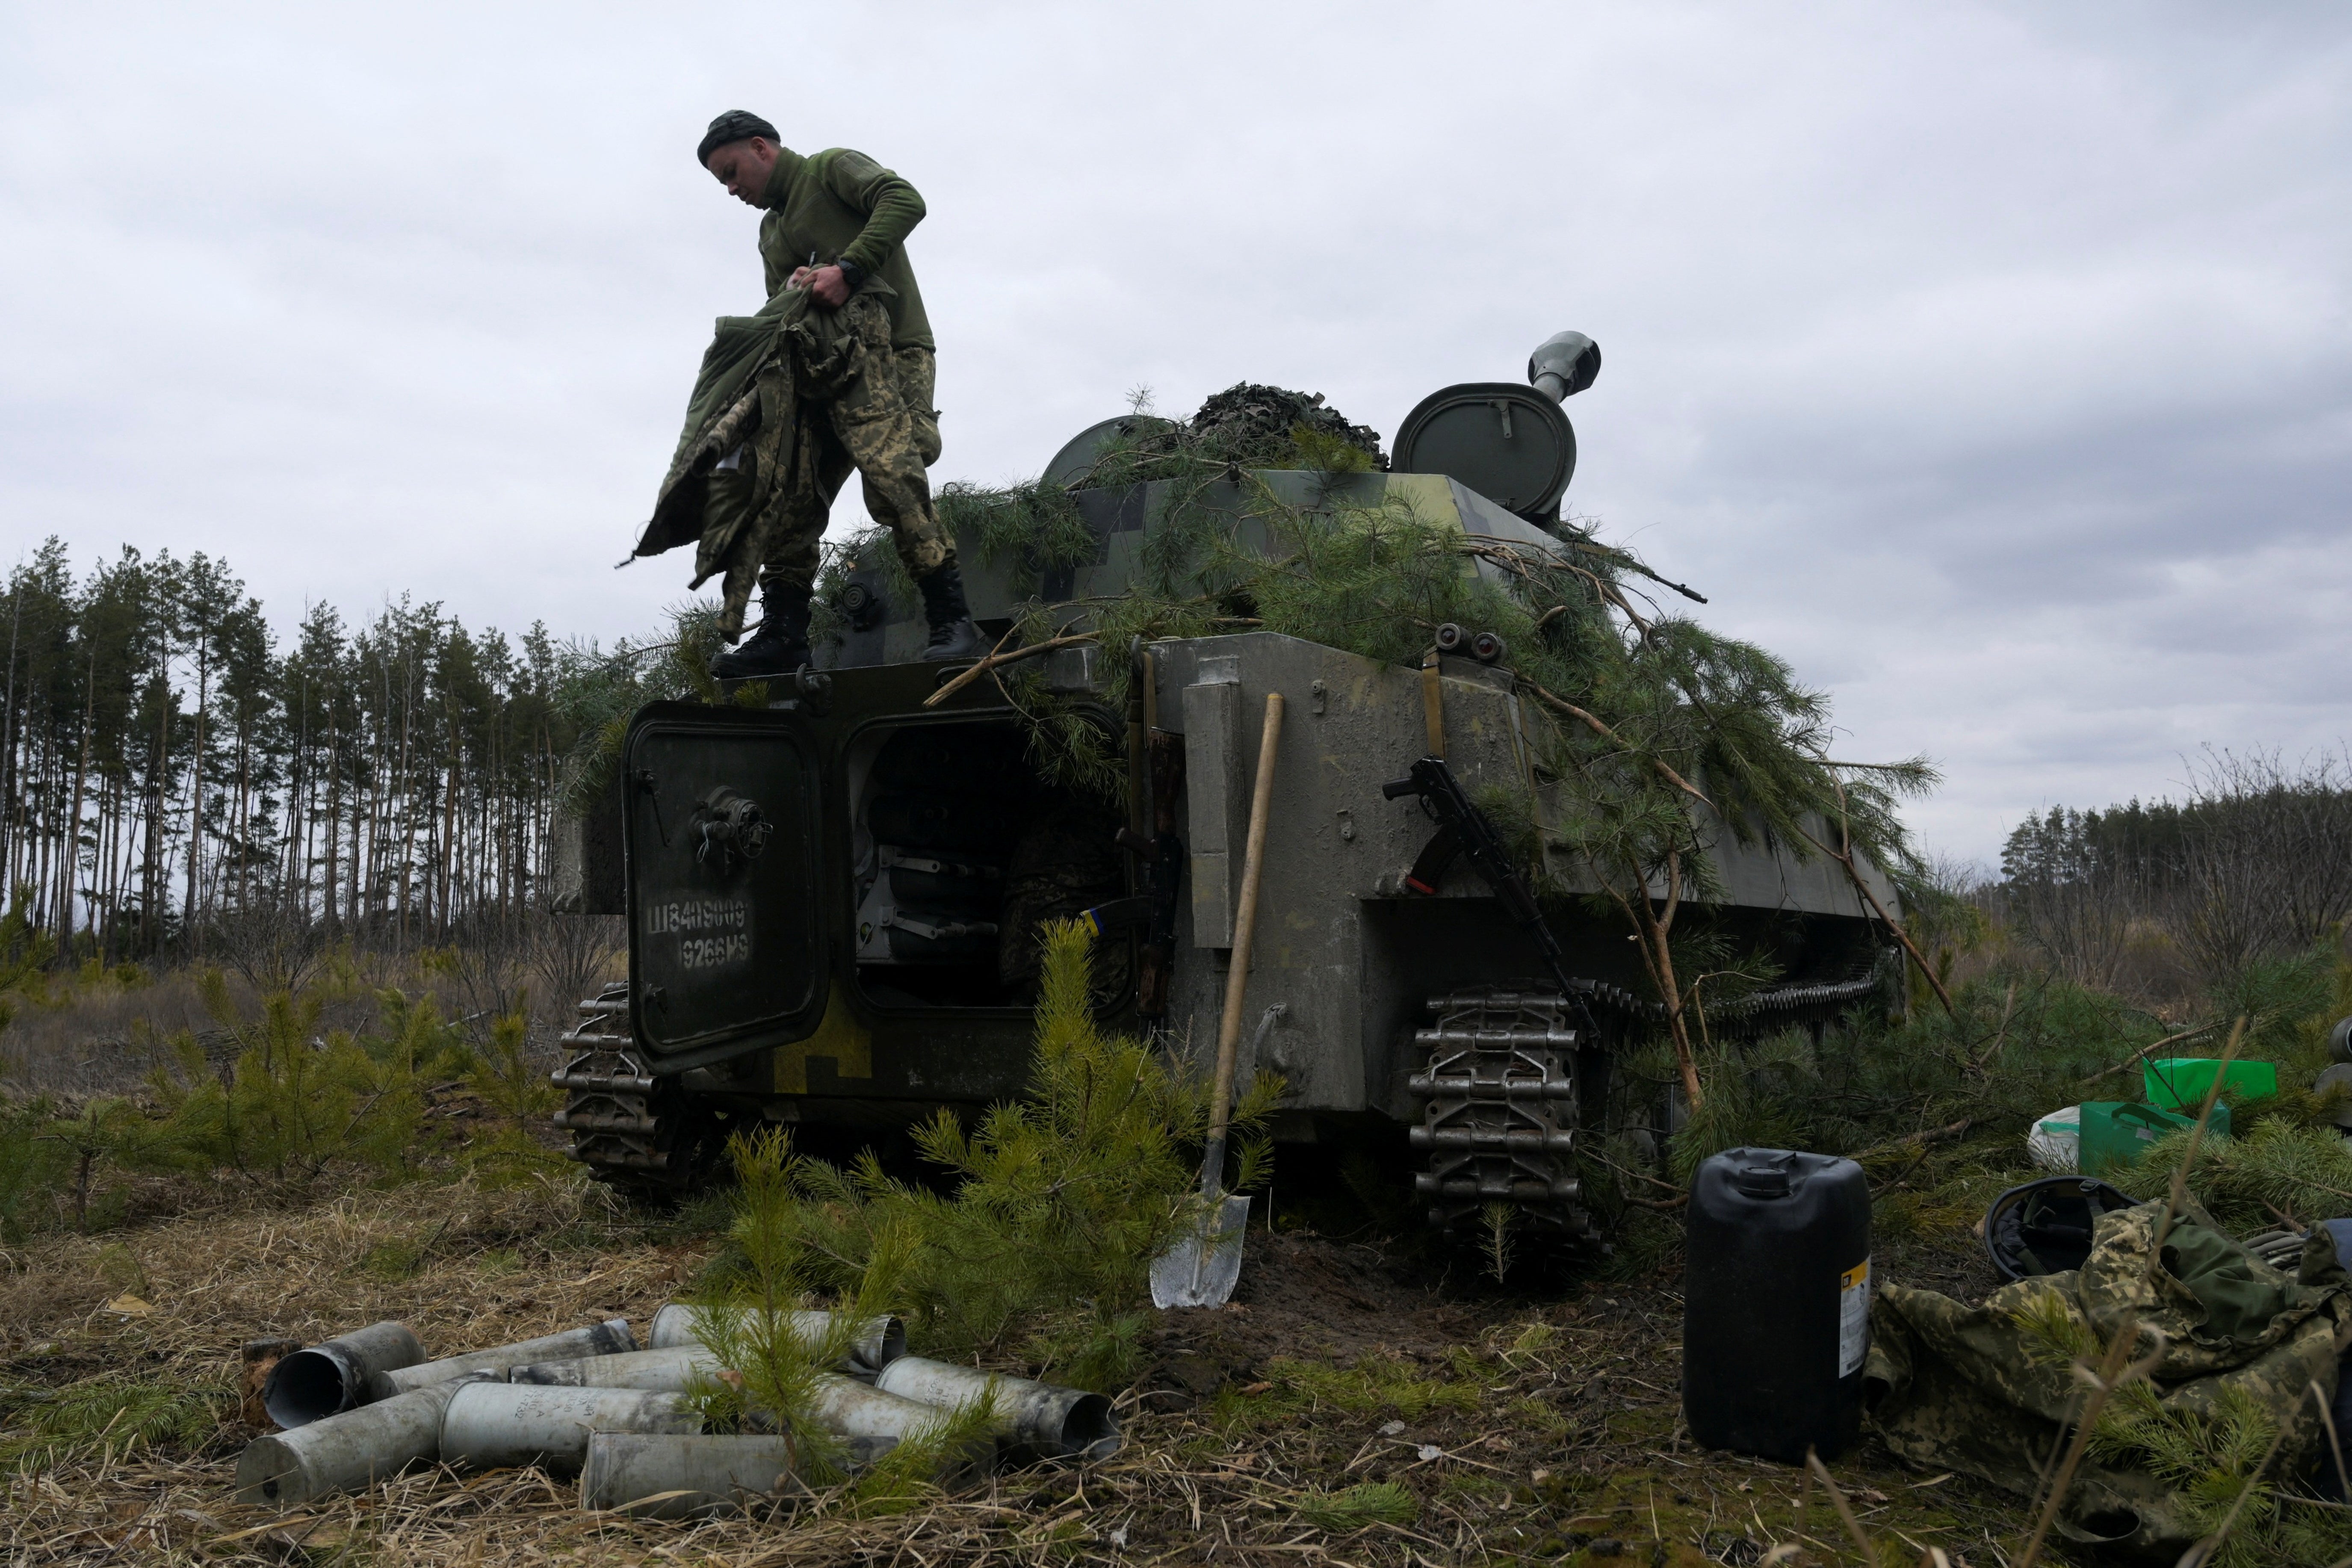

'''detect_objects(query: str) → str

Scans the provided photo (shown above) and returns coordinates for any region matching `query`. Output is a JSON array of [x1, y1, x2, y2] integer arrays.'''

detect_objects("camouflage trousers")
[[705, 306, 948, 608]]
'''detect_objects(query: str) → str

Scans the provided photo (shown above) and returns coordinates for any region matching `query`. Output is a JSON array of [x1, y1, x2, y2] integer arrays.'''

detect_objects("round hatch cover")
[[1043, 414, 1178, 490], [1391, 383, 1575, 522]]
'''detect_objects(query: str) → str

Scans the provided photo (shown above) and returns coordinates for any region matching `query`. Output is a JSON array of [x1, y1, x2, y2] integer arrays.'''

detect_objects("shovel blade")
[[1150, 1196, 1251, 1309]]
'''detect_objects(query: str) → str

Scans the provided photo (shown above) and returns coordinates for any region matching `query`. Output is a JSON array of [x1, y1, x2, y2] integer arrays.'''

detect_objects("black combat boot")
[[916, 562, 987, 661], [709, 582, 813, 680]]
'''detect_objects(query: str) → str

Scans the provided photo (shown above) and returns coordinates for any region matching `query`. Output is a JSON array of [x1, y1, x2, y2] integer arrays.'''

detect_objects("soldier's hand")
[[789, 264, 852, 307]]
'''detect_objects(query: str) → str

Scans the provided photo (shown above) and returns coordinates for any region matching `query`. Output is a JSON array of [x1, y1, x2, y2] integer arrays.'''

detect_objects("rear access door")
[[622, 703, 827, 1074]]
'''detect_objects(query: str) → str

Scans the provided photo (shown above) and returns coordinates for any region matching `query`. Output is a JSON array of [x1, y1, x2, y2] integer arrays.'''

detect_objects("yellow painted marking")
[[774, 984, 874, 1094]]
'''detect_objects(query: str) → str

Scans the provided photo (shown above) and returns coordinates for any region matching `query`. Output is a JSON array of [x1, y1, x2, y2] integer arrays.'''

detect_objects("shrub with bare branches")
[[1998, 747, 2352, 992]]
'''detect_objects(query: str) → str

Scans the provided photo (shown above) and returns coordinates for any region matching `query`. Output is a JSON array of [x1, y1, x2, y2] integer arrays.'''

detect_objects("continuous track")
[[550, 983, 703, 1198]]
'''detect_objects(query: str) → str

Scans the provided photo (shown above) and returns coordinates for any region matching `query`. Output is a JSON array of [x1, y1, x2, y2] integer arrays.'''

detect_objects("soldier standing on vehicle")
[[695, 110, 983, 675]]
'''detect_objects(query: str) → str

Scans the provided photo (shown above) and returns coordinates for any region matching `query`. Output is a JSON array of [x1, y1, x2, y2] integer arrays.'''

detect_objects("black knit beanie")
[[697, 110, 780, 167]]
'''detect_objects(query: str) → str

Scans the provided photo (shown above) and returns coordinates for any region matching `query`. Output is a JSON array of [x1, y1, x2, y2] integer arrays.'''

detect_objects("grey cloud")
[[3, 0, 2347, 864]]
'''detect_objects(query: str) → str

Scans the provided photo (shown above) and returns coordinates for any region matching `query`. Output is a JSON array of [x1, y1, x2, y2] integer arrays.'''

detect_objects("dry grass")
[[0, 1170, 2041, 1567], [3, 921, 626, 1098], [2, 968, 252, 1095], [0, 1174, 680, 1364]]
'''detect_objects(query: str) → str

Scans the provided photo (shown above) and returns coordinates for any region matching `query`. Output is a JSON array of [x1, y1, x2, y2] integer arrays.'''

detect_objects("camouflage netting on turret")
[[1064, 385, 1386, 490], [1178, 384, 1386, 472]]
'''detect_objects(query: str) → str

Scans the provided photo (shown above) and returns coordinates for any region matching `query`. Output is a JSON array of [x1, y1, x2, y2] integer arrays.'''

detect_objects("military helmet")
[[1983, 1176, 2142, 1282]]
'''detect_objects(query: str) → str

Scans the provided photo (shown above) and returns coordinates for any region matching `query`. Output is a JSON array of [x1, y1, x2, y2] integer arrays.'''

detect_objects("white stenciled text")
[[644, 897, 750, 936], [679, 931, 752, 969]]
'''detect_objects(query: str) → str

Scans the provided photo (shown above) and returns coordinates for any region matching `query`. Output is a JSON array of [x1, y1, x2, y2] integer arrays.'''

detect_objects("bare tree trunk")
[[440, 714, 459, 940], [366, 688, 384, 938], [142, 673, 168, 954], [494, 768, 506, 928], [108, 774, 127, 963], [232, 720, 248, 913], [322, 688, 340, 936], [183, 640, 209, 952], [395, 666, 412, 946], [61, 653, 94, 952], [366, 665, 388, 936], [347, 738, 363, 938], [0, 587, 19, 895], [282, 675, 303, 921], [98, 774, 118, 966], [34, 739, 52, 929]]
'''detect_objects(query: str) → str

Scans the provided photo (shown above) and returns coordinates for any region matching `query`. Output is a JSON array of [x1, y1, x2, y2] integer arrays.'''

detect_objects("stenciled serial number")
[[644, 898, 750, 936], [679, 932, 752, 969]]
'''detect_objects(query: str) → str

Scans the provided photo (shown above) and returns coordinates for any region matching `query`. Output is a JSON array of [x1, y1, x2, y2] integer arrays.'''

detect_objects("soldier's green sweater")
[[759, 147, 933, 351]]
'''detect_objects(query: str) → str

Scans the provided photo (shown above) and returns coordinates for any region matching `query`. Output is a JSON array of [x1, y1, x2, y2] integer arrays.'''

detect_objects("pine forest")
[[0, 536, 641, 963]]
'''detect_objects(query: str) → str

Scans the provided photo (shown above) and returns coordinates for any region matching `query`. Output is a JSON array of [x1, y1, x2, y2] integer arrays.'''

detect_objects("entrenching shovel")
[[1152, 690, 1285, 1310]]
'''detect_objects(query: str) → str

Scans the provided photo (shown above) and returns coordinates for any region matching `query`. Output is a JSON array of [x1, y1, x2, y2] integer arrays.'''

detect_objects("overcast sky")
[[4, 1, 2346, 866]]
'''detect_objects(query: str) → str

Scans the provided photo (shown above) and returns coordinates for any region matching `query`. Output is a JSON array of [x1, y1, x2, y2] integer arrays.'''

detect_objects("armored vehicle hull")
[[565, 341, 1905, 1235], [558, 628, 1895, 1236]]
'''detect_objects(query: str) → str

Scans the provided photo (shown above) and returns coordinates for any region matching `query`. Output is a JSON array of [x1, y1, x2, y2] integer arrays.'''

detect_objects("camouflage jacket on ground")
[[1864, 1198, 2352, 1556]]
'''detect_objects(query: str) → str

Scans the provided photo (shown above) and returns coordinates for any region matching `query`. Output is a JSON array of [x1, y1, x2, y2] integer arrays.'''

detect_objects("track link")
[[551, 983, 702, 1197], [1408, 990, 1599, 1239]]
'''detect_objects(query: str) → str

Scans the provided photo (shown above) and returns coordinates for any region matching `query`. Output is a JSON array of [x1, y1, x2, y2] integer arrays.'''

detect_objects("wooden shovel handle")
[[1208, 692, 1285, 1155]]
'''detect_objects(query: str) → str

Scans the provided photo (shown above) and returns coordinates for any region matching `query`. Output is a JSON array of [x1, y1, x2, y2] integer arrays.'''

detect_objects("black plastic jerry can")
[[1683, 1147, 1872, 1463]]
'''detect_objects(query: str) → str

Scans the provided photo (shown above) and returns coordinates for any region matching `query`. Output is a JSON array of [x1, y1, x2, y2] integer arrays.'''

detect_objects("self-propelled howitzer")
[[552, 333, 1902, 1240]]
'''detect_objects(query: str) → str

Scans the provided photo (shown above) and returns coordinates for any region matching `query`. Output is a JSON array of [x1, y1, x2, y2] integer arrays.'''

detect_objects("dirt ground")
[[0, 1164, 2050, 1568]]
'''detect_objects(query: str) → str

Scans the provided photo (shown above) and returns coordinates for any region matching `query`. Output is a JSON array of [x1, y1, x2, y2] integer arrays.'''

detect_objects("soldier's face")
[[707, 138, 778, 207]]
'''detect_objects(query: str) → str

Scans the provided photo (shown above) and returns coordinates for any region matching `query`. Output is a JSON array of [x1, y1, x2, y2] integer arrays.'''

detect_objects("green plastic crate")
[[2079, 1100, 2231, 1176], [2142, 1058, 2276, 1112]]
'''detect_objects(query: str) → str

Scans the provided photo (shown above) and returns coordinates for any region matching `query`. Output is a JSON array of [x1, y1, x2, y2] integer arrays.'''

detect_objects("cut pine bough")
[[235, 1303, 1119, 1515]]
